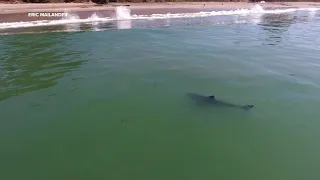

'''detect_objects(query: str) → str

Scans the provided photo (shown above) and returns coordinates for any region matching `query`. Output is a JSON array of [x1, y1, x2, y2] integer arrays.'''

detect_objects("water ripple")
[[0, 33, 87, 101]]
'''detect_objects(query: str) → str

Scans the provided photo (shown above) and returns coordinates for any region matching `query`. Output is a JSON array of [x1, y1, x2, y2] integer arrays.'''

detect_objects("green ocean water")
[[1, 12, 320, 180]]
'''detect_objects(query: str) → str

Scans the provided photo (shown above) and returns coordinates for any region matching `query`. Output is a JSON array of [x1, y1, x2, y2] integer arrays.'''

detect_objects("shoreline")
[[0, 2, 319, 23]]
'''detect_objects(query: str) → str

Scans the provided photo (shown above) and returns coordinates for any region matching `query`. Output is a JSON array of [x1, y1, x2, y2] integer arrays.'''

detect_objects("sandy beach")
[[0, 2, 320, 22]]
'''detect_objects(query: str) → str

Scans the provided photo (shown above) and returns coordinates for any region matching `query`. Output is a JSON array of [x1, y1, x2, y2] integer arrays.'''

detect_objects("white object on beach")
[[260, 1, 266, 4]]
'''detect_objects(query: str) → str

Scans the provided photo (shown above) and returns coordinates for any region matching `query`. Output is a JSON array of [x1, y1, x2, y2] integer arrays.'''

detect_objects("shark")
[[187, 93, 254, 110]]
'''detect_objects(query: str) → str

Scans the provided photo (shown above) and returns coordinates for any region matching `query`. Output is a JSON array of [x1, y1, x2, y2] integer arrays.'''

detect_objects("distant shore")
[[0, 2, 319, 23]]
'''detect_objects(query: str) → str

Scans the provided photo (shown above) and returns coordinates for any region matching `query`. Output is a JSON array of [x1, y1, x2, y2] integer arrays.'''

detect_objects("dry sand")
[[0, 2, 319, 22]]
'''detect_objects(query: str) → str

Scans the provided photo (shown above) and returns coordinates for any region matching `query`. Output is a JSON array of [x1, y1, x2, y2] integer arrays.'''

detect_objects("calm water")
[[1, 10, 320, 180]]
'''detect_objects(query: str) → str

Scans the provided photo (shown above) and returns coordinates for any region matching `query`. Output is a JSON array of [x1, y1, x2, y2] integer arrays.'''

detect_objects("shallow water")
[[0, 8, 320, 180]]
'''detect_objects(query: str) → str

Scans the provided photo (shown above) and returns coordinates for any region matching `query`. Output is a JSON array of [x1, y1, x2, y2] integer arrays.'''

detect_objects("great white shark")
[[187, 93, 254, 110]]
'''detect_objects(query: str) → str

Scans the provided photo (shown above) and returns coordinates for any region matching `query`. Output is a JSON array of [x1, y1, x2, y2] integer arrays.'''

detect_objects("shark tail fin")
[[242, 105, 254, 110]]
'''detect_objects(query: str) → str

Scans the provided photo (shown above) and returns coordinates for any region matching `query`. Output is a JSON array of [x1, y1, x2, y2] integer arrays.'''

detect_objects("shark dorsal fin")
[[208, 95, 215, 100]]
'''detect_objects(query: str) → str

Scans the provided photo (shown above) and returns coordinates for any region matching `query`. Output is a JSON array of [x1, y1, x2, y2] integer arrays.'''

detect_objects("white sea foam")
[[115, 6, 132, 29], [0, 5, 319, 30], [115, 6, 132, 20], [117, 20, 132, 29]]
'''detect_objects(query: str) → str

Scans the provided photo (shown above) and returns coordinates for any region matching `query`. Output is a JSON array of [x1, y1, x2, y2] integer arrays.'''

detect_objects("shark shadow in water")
[[187, 93, 254, 111]]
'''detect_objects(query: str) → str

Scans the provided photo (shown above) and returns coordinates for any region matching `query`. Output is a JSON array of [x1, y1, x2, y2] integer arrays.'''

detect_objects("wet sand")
[[0, 2, 319, 23]]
